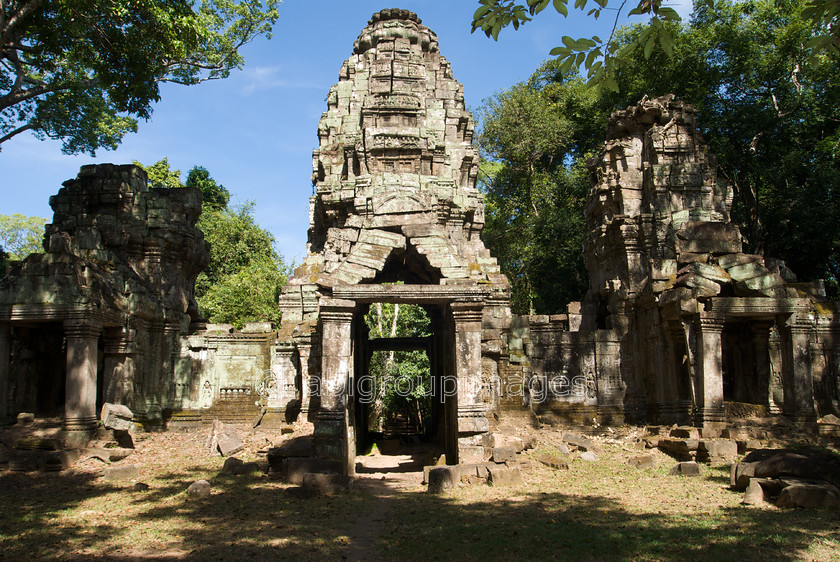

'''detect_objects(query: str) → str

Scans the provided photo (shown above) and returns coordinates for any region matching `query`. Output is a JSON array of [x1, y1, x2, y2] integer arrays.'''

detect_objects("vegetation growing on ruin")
[[479, 0, 840, 313], [137, 158, 290, 328]]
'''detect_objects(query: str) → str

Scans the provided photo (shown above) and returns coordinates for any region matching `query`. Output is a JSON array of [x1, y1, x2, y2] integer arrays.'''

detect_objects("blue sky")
[[0, 0, 690, 263]]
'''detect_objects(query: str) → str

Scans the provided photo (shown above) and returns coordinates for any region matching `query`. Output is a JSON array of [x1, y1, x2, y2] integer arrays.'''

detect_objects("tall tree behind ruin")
[[479, 0, 840, 309]]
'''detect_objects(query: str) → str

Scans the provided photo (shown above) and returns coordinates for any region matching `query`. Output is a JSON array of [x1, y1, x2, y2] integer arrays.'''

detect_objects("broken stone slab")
[[205, 419, 243, 457], [102, 464, 140, 482], [488, 466, 523, 487], [186, 480, 212, 499], [777, 481, 840, 509], [725, 261, 768, 281], [579, 451, 599, 462], [16, 412, 35, 425], [748, 449, 840, 487], [302, 472, 350, 496], [658, 438, 699, 460], [562, 432, 605, 456], [535, 452, 569, 470], [428, 466, 460, 493], [100, 403, 134, 431], [717, 253, 763, 269], [669, 427, 700, 439], [696, 440, 738, 463], [675, 273, 721, 297], [730, 461, 757, 491], [669, 461, 702, 476], [743, 477, 773, 505], [684, 262, 731, 284], [627, 454, 656, 469]]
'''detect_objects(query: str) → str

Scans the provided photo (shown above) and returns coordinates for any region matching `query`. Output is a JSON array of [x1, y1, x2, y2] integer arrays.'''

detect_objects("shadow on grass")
[[1, 465, 839, 560]]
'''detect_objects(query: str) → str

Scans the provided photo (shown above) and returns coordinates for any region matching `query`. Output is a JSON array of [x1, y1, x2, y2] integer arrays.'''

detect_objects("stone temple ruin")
[[1, 10, 838, 473]]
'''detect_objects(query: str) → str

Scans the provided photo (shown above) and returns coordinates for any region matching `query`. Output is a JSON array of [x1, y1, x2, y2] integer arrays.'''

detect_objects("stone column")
[[451, 301, 487, 462], [264, 342, 297, 427], [694, 314, 725, 426], [102, 327, 137, 408], [662, 322, 687, 424], [0, 322, 10, 424], [779, 314, 816, 421], [750, 322, 773, 409], [63, 320, 102, 436], [315, 299, 355, 475], [297, 338, 314, 420]]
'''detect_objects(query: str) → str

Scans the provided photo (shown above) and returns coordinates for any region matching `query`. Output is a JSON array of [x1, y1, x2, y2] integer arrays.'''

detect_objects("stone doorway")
[[353, 302, 448, 463]]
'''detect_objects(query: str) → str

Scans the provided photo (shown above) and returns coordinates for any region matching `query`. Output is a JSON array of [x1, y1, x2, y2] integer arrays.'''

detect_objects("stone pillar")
[[0, 322, 10, 424], [63, 320, 102, 436], [750, 322, 773, 409], [315, 299, 355, 475], [694, 314, 725, 426], [779, 314, 816, 421], [264, 342, 297, 427], [662, 322, 687, 424], [451, 301, 487, 462], [102, 327, 137, 408], [297, 338, 314, 419]]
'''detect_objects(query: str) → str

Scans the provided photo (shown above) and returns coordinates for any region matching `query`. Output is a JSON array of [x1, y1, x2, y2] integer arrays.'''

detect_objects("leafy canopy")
[[0, 213, 48, 260], [472, 0, 839, 91], [1, 0, 279, 154]]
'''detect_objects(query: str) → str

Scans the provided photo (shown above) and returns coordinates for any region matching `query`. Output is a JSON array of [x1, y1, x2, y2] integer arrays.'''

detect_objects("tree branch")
[[0, 120, 37, 146]]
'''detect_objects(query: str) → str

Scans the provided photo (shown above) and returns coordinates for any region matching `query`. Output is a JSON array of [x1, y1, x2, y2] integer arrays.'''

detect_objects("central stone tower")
[[277, 9, 510, 474]]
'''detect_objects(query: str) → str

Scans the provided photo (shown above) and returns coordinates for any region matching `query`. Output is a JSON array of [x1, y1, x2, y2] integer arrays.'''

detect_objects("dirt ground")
[[1, 420, 839, 560]]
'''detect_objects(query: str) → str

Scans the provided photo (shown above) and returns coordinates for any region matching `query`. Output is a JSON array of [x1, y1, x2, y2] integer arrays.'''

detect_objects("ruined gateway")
[[1, 9, 838, 469]]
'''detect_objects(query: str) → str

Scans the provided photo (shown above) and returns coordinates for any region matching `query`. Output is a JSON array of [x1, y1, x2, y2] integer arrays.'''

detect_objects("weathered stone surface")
[[627, 454, 656, 469], [205, 419, 243, 457], [743, 478, 770, 505], [748, 449, 840, 487], [669, 461, 702, 476], [696, 440, 738, 463], [562, 432, 605, 455], [186, 480, 212, 499], [488, 466, 523, 486], [102, 464, 139, 482], [579, 451, 599, 462], [491, 446, 517, 464], [536, 452, 569, 470], [16, 413, 34, 425], [281, 457, 341, 485], [669, 427, 700, 439], [100, 403, 133, 431], [777, 482, 840, 509], [428, 466, 459, 493]]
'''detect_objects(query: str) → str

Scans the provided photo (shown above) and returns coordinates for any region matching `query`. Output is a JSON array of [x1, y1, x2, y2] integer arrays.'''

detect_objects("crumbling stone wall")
[[504, 95, 839, 427], [0, 164, 209, 430]]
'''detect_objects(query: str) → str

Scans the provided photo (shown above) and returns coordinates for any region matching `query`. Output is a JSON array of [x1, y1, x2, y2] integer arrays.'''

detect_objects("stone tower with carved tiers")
[[274, 9, 511, 471]]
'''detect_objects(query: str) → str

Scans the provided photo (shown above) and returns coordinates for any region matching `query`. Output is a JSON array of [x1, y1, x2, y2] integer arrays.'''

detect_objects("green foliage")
[[472, 0, 839, 91], [600, 0, 840, 294], [186, 166, 231, 210], [479, 0, 840, 303], [364, 302, 433, 433], [0, 213, 48, 260], [134, 158, 184, 189], [195, 202, 289, 327], [1, 0, 280, 154], [478, 68, 597, 313]]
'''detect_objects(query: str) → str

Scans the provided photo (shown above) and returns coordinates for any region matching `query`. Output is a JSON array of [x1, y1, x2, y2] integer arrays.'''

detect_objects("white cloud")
[[241, 65, 323, 96]]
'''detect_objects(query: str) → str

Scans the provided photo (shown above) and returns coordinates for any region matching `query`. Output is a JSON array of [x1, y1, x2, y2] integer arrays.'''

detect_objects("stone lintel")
[[705, 297, 809, 318], [333, 284, 489, 304]]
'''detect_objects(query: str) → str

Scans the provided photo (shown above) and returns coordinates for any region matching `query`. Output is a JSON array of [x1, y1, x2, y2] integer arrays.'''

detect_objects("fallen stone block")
[[562, 432, 604, 455], [491, 446, 517, 464], [186, 480, 212, 499], [669, 461, 702, 477], [627, 454, 656, 469], [777, 482, 840, 509], [696, 440, 738, 463], [103, 464, 140, 482], [281, 457, 341, 485], [535, 452, 569, 470], [16, 412, 35, 426], [488, 466, 523, 487], [743, 478, 771, 505], [100, 403, 134, 431], [669, 427, 700, 440], [658, 438, 699, 460], [730, 461, 757, 491], [579, 451, 599, 462], [428, 466, 459, 493], [205, 419, 243, 457]]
